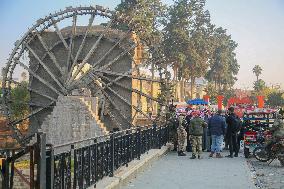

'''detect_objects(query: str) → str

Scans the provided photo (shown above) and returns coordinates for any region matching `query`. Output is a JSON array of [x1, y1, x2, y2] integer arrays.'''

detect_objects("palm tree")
[[253, 65, 262, 82]]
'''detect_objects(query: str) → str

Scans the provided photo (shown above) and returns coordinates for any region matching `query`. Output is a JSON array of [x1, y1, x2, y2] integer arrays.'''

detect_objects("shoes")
[[178, 151, 186, 156], [216, 153, 223, 158], [234, 153, 238, 157], [198, 155, 202, 159], [190, 155, 196, 159], [209, 152, 214, 158], [226, 155, 233, 158]]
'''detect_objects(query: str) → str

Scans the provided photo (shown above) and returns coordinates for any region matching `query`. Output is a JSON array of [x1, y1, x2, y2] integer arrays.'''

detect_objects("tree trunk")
[[191, 76, 195, 99], [180, 78, 184, 102], [150, 62, 154, 112], [173, 66, 178, 100], [183, 79, 187, 100]]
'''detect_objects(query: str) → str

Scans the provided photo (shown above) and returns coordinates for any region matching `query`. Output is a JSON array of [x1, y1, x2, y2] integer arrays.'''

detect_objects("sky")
[[0, 0, 283, 89]]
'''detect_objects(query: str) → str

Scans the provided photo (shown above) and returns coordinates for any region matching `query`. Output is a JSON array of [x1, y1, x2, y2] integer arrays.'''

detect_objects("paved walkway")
[[124, 151, 256, 189]]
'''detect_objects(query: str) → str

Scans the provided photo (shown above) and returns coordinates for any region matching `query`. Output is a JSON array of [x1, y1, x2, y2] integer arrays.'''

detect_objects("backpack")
[[232, 115, 242, 133]]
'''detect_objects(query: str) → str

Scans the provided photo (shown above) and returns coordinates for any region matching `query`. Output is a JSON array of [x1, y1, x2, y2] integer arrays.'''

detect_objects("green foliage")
[[253, 79, 266, 92], [204, 82, 217, 103], [162, 0, 216, 97], [252, 65, 262, 81], [11, 81, 30, 119], [205, 27, 239, 93], [115, 0, 240, 102], [115, 0, 167, 46], [266, 92, 284, 108]]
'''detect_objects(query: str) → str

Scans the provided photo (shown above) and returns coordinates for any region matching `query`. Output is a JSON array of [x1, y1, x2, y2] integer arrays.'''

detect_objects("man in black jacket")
[[226, 107, 239, 158]]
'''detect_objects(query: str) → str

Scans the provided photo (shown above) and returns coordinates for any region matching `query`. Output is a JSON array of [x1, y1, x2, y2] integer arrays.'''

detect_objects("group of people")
[[169, 105, 241, 159]]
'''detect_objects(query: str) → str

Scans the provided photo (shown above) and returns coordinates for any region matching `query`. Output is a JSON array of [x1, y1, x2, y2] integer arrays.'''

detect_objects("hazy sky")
[[0, 0, 283, 89]]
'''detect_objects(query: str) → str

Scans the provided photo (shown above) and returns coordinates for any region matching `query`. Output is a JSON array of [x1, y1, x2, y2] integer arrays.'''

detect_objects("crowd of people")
[[168, 105, 243, 159]]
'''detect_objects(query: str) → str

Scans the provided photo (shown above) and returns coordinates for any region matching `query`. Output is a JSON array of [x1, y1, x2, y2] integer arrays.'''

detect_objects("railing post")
[[30, 146, 35, 189], [2, 158, 9, 189], [109, 132, 115, 177], [36, 132, 46, 189], [93, 139, 97, 187], [152, 124, 157, 149], [158, 126, 162, 149], [9, 150, 15, 189], [126, 130, 130, 167], [137, 127, 141, 160], [46, 145, 54, 189]]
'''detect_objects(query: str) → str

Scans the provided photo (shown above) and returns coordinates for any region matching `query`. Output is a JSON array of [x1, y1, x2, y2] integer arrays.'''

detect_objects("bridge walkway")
[[124, 151, 256, 189]]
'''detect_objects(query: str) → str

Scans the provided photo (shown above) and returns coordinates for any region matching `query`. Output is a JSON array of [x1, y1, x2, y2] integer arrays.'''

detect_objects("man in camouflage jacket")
[[188, 111, 207, 159]]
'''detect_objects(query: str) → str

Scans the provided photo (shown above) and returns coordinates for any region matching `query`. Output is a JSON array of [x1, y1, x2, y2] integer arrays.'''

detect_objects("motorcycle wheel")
[[244, 147, 250, 158], [253, 146, 271, 162]]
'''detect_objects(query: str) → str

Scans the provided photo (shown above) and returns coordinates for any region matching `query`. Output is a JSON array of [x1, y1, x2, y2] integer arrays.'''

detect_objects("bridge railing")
[[46, 124, 169, 189]]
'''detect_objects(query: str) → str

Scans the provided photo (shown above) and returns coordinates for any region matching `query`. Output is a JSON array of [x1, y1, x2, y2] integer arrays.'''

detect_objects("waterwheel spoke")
[[68, 29, 133, 87], [8, 79, 57, 102], [7, 101, 49, 108], [66, 14, 77, 72], [90, 74, 134, 128], [97, 73, 165, 105], [35, 32, 64, 75], [91, 73, 152, 123], [94, 69, 162, 83], [95, 43, 136, 71], [70, 48, 156, 89], [15, 60, 63, 96], [92, 30, 133, 70], [67, 14, 95, 79], [66, 20, 114, 86], [51, 18, 69, 49], [24, 44, 68, 94], [27, 87, 57, 102], [10, 102, 55, 126]]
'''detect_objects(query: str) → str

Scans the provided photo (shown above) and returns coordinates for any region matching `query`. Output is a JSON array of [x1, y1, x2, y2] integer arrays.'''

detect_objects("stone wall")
[[40, 96, 106, 147]]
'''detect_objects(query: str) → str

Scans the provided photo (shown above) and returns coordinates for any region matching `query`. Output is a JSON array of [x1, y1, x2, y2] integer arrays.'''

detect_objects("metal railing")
[[47, 124, 169, 189], [0, 125, 169, 189], [1, 133, 46, 189]]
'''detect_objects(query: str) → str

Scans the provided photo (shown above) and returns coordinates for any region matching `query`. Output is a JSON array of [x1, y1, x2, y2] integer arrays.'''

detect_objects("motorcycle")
[[253, 138, 284, 166]]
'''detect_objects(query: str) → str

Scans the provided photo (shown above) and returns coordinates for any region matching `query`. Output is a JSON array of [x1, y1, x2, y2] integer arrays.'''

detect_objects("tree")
[[205, 27, 239, 93], [252, 65, 262, 82], [115, 0, 167, 112], [115, 0, 166, 46], [253, 79, 266, 92], [267, 92, 284, 108], [163, 0, 214, 100], [10, 81, 30, 119]]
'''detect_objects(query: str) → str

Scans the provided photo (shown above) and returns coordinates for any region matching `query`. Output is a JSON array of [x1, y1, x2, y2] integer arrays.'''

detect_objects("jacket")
[[189, 117, 207, 136], [208, 114, 226, 136], [226, 113, 237, 136]]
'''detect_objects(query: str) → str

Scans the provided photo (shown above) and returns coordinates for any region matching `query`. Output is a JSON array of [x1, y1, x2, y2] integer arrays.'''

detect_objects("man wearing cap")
[[177, 114, 187, 156], [188, 111, 207, 159]]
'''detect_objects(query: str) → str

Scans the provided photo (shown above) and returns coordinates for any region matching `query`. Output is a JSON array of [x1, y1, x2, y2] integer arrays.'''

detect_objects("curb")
[[92, 146, 169, 189], [246, 160, 263, 188]]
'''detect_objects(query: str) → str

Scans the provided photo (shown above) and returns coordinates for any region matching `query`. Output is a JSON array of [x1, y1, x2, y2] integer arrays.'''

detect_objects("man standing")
[[226, 107, 240, 158], [208, 110, 226, 158], [177, 115, 187, 156], [168, 107, 178, 151], [189, 111, 207, 159]]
